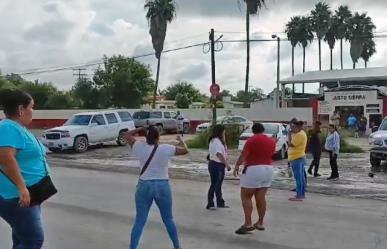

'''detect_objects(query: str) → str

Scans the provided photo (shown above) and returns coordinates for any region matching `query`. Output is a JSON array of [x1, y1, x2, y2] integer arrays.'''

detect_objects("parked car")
[[369, 118, 387, 167], [132, 110, 190, 134], [238, 122, 288, 159], [196, 115, 253, 134], [42, 110, 135, 153]]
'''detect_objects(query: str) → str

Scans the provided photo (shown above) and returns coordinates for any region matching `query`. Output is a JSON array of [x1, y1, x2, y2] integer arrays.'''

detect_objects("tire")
[[370, 154, 381, 167], [117, 132, 127, 146], [73, 136, 88, 153]]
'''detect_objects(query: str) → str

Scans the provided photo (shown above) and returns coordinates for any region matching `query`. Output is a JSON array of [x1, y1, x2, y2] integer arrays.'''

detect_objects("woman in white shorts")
[[234, 123, 276, 234]]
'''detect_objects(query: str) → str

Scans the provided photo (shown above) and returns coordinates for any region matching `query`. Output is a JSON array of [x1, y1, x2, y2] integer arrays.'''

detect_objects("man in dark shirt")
[[307, 121, 322, 177]]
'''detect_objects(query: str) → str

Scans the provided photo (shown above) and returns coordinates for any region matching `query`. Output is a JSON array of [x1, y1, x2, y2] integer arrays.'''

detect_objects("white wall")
[[1, 107, 313, 123]]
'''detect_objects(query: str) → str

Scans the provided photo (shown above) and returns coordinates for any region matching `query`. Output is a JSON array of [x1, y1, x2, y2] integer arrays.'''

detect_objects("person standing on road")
[[233, 123, 276, 234], [0, 89, 51, 249], [206, 124, 231, 210], [176, 111, 185, 136], [331, 111, 341, 128], [288, 119, 308, 202], [125, 126, 189, 249], [307, 121, 322, 177], [358, 115, 368, 137], [325, 124, 341, 180]]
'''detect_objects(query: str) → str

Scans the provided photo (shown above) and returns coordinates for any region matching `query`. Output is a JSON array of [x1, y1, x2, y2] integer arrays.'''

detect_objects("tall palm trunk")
[[291, 46, 295, 93], [318, 39, 322, 71], [330, 48, 333, 70], [353, 62, 356, 69], [244, 10, 250, 108], [365, 61, 368, 68], [302, 46, 305, 93], [340, 39, 343, 69], [152, 56, 161, 109]]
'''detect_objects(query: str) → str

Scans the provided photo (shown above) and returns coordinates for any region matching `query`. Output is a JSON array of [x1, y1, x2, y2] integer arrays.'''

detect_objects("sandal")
[[254, 223, 265, 231], [235, 226, 255, 235]]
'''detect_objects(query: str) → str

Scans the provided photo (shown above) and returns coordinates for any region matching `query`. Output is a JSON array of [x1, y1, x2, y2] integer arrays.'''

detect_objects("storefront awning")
[[280, 67, 387, 84]]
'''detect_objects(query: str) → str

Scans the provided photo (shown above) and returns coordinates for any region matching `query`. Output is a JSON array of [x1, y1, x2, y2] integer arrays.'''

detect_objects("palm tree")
[[335, 5, 352, 69], [299, 16, 314, 73], [285, 16, 301, 76], [242, 0, 266, 107], [311, 2, 332, 71], [361, 39, 376, 68], [346, 12, 376, 69], [145, 0, 176, 109], [324, 16, 338, 70]]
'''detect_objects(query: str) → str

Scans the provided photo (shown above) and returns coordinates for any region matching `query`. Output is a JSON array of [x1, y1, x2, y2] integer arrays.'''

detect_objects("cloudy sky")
[[1, 0, 387, 95]]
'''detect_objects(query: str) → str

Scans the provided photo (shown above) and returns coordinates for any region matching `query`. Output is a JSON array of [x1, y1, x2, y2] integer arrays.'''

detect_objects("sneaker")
[[206, 205, 216, 211], [288, 197, 304, 202]]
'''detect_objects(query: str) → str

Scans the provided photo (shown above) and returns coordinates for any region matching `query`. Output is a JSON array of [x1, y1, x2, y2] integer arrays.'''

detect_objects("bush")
[[186, 124, 244, 149], [318, 128, 364, 153]]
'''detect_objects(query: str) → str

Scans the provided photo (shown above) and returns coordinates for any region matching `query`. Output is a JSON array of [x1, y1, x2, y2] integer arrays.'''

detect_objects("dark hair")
[[0, 89, 33, 117], [252, 122, 265, 134], [329, 124, 337, 131], [146, 126, 160, 145], [209, 124, 226, 144]]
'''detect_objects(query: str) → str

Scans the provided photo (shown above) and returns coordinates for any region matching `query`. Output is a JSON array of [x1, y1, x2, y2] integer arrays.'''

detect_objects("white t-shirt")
[[209, 138, 227, 163], [132, 141, 176, 180]]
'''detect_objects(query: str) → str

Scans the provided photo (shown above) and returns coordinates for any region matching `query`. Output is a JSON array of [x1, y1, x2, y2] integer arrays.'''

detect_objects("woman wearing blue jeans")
[[125, 126, 189, 249], [0, 89, 50, 249]]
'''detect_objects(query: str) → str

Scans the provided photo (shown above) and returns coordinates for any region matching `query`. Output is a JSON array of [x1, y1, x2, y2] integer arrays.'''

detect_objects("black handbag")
[[0, 137, 57, 207]]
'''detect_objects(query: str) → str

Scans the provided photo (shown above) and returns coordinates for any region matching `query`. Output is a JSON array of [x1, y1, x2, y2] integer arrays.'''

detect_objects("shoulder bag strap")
[[140, 145, 158, 176]]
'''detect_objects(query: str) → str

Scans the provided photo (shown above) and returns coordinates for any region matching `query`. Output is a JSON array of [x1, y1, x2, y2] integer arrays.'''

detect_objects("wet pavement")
[[44, 134, 387, 202]]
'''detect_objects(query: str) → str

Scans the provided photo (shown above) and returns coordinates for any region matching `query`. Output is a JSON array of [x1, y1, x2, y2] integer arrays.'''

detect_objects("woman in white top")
[[125, 126, 188, 249], [206, 124, 231, 210]]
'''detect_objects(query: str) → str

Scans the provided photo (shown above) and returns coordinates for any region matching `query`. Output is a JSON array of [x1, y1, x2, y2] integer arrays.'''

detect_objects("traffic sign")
[[210, 84, 220, 97]]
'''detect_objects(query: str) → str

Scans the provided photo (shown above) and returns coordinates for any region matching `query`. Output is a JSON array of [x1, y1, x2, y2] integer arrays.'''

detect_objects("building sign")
[[319, 101, 332, 114], [325, 91, 377, 104]]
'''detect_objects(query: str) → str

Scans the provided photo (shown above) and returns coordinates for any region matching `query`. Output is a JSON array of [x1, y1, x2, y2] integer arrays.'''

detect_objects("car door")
[[89, 114, 109, 143], [277, 125, 287, 150], [169, 111, 178, 131], [104, 113, 120, 140]]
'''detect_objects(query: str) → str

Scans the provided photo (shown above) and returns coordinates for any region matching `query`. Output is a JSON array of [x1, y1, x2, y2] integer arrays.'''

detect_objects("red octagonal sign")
[[210, 83, 220, 97]]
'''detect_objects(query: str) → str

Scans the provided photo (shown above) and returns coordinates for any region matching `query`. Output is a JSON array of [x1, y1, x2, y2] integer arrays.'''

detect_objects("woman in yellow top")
[[287, 119, 307, 202]]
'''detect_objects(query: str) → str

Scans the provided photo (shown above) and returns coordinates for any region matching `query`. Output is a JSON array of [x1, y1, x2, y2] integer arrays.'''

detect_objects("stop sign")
[[210, 84, 220, 97]]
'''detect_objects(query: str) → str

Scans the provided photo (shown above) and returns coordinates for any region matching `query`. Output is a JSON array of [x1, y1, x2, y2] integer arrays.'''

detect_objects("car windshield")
[[379, 120, 387, 130], [133, 112, 149, 120], [64, 115, 92, 126]]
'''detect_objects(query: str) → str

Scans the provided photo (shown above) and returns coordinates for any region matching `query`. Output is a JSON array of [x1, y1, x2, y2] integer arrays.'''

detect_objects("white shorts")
[[240, 165, 274, 189]]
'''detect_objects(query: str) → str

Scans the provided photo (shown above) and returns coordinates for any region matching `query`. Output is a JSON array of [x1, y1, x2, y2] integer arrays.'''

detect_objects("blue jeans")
[[290, 157, 306, 198], [129, 180, 180, 249], [0, 196, 44, 249], [207, 161, 226, 208]]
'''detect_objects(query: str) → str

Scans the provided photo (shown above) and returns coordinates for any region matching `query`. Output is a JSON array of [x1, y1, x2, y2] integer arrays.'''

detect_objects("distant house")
[[142, 96, 176, 109], [189, 102, 206, 109], [222, 96, 244, 109]]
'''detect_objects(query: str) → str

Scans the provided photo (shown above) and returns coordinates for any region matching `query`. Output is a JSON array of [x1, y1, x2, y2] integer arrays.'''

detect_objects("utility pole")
[[209, 29, 217, 126], [276, 36, 280, 108], [72, 68, 87, 81]]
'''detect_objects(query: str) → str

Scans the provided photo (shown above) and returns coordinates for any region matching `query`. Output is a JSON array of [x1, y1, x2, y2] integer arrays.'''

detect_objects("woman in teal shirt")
[[0, 89, 50, 249]]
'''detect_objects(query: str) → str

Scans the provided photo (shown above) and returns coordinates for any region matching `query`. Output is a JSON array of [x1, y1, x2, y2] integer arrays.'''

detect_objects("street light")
[[272, 34, 281, 108]]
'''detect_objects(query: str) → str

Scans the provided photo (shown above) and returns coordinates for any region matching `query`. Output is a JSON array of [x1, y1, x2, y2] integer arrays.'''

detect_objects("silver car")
[[133, 111, 190, 134]]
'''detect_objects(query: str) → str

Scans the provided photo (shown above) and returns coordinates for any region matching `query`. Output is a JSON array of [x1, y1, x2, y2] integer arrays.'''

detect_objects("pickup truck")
[[42, 110, 135, 153], [133, 110, 190, 134], [369, 117, 387, 167]]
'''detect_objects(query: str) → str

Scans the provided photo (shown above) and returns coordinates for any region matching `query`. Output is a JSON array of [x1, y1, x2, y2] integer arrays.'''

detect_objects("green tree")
[[242, 0, 266, 107], [19, 80, 58, 109], [93, 55, 155, 108], [311, 2, 332, 71], [361, 39, 376, 68], [145, 0, 177, 109], [163, 81, 202, 102], [324, 16, 339, 70], [175, 93, 191, 108], [299, 16, 314, 73], [235, 88, 265, 103], [45, 91, 77, 109], [0, 75, 16, 89], [285, 16, 301, 76], [346, 12, 376, 69], [71, 78, 107, 109], [335, 5, 352, 69]]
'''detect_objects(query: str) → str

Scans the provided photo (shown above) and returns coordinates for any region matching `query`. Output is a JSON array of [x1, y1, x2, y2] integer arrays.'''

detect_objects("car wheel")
[[117, 132, 128, 146], [74, 136, 88, 153], [370, 154, 381, 167]]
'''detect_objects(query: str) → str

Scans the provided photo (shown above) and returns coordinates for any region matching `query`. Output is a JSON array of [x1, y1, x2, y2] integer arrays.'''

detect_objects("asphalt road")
[[1, 167, 387, 249]]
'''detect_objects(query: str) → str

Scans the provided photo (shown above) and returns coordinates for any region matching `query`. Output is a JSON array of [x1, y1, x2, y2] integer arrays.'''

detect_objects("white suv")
[[369, 117, 387, 167], [42, 110, 135, 153]]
